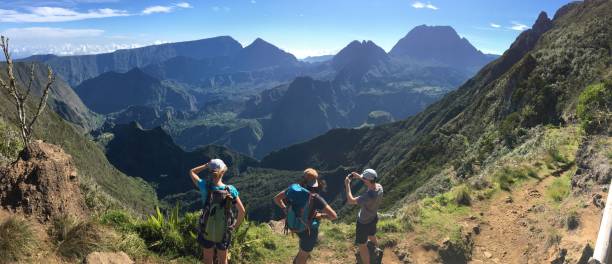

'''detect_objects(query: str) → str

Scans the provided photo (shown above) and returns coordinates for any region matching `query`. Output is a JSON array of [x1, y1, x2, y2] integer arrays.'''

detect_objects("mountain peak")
[[332, 40, 388, 70], [234, 38, 298, 70], [532, 11, 552, 33], [247, 38, 275, 49], [389, 25, 491, 70]]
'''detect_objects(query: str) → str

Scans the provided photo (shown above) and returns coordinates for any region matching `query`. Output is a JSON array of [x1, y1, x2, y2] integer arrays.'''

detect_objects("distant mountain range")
[[21, 36, 243, 86], [25, 25, 497, 158], [300, 55, 334, 63]]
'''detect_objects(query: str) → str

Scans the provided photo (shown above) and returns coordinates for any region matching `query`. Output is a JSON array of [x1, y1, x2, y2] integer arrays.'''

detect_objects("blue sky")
[[0, 0, 575, 58]]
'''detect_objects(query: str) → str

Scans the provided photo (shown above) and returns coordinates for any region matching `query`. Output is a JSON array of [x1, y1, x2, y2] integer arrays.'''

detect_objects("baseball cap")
[[209, 159, 227, 172], [361, 169, 377, 181]]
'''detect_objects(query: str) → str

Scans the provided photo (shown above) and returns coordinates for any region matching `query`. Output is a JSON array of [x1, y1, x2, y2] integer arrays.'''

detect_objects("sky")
[[0, 0, 576, 59]]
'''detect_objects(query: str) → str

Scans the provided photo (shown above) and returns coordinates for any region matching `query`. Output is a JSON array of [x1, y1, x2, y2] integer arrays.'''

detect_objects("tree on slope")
[[0, 36, 55, 158]]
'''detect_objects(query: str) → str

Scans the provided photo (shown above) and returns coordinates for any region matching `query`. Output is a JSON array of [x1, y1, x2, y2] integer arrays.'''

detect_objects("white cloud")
[[286, 48, 339, 59], [509, 22, 529, 31], [250, 0, 256, 3], [490, 23, 501, 28], [0, 7, 128, 22], [2, 27, 104, 39], [142, 2, 192, 15], [212, 6, 230, 12], [142, 5, 173, 14], [412, 1, 438, 10], [176, 2, 192, 8]]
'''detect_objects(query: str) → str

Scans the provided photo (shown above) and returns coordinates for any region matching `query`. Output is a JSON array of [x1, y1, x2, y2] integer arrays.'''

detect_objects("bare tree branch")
[[1, 35, 55, 157], [28, 67, 54, 135]]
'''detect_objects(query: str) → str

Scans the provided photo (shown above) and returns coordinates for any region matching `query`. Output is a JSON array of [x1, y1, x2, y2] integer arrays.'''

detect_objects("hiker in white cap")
[[345, 168, 384, 264], [190, 159, 246, 264]]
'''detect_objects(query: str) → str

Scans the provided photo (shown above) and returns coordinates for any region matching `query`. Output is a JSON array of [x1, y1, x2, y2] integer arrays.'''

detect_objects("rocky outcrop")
[[85, 251, 134, 264], [572, 136, 611, 192], [0, 141, 88, 222]]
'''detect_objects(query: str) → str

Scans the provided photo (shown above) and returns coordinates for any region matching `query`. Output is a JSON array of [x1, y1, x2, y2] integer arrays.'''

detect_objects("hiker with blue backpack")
[[273, 168, 338, 264], [190, 159, 246, 264], [345, 169, 384, 264]]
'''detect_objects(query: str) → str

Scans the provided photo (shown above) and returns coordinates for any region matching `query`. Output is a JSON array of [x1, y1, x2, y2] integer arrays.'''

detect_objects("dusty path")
[[470, 176, 601, 264], [310, 242, 402, 264]]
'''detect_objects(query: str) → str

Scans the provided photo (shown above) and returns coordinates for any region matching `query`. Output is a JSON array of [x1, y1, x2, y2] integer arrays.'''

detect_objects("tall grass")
[[0, 217, 37, 263], [49, 216, 109, 260]]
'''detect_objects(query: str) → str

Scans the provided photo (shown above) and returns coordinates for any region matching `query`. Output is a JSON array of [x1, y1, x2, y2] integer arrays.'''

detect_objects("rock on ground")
[[85, 251, 134, 264]]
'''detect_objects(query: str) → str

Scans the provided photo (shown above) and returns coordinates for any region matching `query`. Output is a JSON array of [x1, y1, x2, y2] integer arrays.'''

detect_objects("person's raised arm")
[[190, 163, 208, 188], [234, 196, 246, 229], [273, 190, 288, 215], [345, 172, 359, 205]]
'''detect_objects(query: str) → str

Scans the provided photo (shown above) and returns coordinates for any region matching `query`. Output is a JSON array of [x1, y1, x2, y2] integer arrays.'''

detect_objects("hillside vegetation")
[[0, 63, 158, 214]]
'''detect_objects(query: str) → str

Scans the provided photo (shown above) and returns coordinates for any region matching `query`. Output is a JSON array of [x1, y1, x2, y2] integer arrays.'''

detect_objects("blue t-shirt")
[[197, 179, 239, 205]]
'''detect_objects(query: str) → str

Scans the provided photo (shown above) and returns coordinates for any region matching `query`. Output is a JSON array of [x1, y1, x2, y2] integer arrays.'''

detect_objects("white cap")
[[361, 169, 377, 181], [209, 159, 227, 172]]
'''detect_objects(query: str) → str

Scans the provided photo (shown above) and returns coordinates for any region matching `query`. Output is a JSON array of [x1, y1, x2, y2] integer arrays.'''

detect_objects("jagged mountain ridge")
[[21, 36, 243, 86]]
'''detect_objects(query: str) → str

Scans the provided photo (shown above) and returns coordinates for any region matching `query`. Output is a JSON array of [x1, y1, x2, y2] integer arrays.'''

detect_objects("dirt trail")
[[470, 176, 601, 264], [311, 244, 402, 264]]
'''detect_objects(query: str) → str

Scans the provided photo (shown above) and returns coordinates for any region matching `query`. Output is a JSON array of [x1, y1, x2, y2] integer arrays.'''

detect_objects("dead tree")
[[0, 36, 55, 158]]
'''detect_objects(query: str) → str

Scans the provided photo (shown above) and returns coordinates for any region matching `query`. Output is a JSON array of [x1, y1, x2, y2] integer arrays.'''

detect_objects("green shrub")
[[136, 205, 191, 257], [0, 118, 23, 164], [577, 81, 611, 135], [545, 228, 562, 248], [378, 218, 403, 233], [99, 209, 136, 232], [500, 112, 523, 147], [0, 217, 36, 262], [49, 216, 108, 260], [452, 185, 472, 206], [547, 172, 571, 203], [115, 232, 149, 258], [493, 166, 536, 191]]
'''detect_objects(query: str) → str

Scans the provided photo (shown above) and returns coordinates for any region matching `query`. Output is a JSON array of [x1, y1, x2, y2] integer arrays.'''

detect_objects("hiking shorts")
[[297, 227, 319, 252], [355, 217, 378, 245], [198, 231, 232, 251]]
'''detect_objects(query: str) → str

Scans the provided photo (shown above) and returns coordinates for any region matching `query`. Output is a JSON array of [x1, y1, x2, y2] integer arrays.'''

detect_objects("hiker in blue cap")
[[345, 169, 384, 264], [273, 168, 338, 264], [190, 159, 246, 264]]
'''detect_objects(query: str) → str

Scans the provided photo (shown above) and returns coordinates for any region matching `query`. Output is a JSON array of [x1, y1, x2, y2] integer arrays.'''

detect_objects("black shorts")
[[297, 227, 319, 252], [355, 217, 378, 245], [198, 232, 232, 250]]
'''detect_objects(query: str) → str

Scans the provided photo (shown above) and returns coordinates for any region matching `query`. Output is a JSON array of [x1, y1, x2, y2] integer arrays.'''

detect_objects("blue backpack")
[[284, 184, 316, 234]]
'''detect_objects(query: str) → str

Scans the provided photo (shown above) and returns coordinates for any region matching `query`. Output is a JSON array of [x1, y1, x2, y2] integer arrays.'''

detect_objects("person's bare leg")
[[203, 248, 214, 264], [368, 235, 378, 247], [294, 250, 310, 264], [217, 249, 228, 264], [358, 243, 370, 264]]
